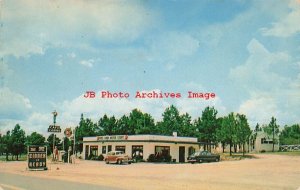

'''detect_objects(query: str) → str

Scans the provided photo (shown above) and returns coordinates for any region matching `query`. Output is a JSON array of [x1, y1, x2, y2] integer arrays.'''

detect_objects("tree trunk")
[[272, 130, 275, 152], [247, 141, 250, 153], [222, 142, 225, 153], [243, 143, 245, 156], [229, 143, 232, 156], [16, 154, 19, 161]]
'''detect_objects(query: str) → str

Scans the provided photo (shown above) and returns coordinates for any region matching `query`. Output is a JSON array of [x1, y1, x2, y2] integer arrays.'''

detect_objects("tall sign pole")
[[52, 111, 57, 160], [48, 110, 61, 161]]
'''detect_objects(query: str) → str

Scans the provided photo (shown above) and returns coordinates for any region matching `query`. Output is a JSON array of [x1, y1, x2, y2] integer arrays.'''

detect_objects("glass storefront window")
[[188, 146, 195, 156], [115, 146, 126, 153], [90, 146, 98, 156], [132, 145, 143, 160], [155, 146, 170, 157], [102, 146, 106, 154]]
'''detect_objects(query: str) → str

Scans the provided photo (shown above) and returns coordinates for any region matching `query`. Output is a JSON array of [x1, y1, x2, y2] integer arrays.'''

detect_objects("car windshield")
[[191, 152, 201, 156]]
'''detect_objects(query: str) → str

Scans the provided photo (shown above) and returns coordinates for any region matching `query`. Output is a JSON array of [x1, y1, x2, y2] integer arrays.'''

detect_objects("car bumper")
[[187, 159, 197, 163]]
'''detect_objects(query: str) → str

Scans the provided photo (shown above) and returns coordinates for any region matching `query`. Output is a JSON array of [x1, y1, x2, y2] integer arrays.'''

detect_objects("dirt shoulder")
[[1, 154, 300, 190]]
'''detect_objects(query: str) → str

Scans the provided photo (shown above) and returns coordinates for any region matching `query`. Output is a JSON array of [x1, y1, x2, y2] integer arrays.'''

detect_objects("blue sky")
[[1, 0, 300, 136]]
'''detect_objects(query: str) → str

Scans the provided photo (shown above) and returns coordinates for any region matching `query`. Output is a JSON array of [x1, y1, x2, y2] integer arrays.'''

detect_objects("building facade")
[[251, 131, 280, 152], [83, 134, 201, 163], [215, 131, 280, 153]]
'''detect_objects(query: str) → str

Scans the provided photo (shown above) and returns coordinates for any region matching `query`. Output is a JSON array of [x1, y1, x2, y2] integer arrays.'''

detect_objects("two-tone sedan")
[[104, 151, 132, 165], [187, 151, 220, 164]]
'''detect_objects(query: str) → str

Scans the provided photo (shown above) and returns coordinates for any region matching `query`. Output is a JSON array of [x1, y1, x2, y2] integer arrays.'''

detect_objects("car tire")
[[191, 162, 195, 164], [117, 159, 122, 165], [199, 159, 203, 163], [215, 158, 219, 162], [106, 160, 109, 164]]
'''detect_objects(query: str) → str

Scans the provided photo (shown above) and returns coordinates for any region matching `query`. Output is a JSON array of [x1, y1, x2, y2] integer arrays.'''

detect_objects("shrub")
[[164, 155, 172, 162], [147, 154, 172, 162], [147, 154, 156, 162], [97, 154, 104, 161], [87, 154, 93, 160]]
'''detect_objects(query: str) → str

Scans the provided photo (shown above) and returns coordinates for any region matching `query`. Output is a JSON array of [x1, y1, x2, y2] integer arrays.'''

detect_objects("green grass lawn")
[[219, 151, 300, 161], [220, 153, 258, 161], [0, 154, 55, 162], [0, 154, 27, 161]]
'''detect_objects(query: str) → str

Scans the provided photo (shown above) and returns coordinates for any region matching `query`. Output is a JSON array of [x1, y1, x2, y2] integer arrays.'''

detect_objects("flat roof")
[[83, 134, 199, 144]]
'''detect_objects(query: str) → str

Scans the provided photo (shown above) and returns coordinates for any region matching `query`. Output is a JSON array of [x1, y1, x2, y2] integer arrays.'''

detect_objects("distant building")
[[251, 131, 280, 152], [216, 131, 280, 153], [83, 134, 202, 163]]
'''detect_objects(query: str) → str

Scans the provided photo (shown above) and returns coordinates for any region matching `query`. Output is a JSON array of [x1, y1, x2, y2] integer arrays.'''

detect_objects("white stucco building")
[[83, 133, 201, 163], [251, 131, 280, 152]]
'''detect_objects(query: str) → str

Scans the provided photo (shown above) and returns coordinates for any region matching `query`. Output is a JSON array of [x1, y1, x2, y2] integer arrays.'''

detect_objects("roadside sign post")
[[48, 110, 61, 161], [64, 127, 75, 164], [28, 145, 47, 171]]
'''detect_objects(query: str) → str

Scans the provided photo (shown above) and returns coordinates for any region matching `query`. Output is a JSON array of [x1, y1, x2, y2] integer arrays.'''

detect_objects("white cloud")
[[56, 60, 63, 66], [67, 52, 76, 58], [26, 112, 53, 135], [197, 25, 224, 47], [59, 90, 170, 124], [238, 93, 279, 126], [0, 112, 59, 137], [80, 59, 94, 68], [260, 0, 300, 37], [0, 61, 13, 88], [0, 87, 32, 119], [177, 82, 227, 118], [176, 96, 226, 119], [101, 77, 112, 82], [149, 32, 199, 62], [166, 63, 175, 71], [0, 119, 23, 135], [52, 87, 227, 129], [230, 38, 291, 91], [1, 0, 157, 57], [231, 39, 300, 126]]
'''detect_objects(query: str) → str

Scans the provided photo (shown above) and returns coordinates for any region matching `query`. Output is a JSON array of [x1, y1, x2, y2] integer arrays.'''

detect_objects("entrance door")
[[179, 146, 185, 163]]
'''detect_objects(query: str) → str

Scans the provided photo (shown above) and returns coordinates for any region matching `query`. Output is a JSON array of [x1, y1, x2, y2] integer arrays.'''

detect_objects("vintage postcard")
[[0, 0, 300, 190]]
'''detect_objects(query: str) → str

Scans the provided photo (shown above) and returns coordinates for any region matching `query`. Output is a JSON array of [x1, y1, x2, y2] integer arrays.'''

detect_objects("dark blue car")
[[187, 151, 220, 164]]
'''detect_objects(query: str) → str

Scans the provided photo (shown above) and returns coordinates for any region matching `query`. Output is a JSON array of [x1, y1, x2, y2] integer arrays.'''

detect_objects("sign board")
[[28, 145, 47, 170], [48, 125, 61, 133], [97, 135, 128, 141], [64, 127, 73, 138]]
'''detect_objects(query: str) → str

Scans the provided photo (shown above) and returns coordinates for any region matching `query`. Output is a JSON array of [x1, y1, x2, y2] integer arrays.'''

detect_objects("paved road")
[[0, 172, 121, 190]]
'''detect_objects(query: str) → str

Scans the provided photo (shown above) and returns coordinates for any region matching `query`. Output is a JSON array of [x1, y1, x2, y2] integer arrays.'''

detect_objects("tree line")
[[1, 105, 299, 160], [0, 125, 71, 161]]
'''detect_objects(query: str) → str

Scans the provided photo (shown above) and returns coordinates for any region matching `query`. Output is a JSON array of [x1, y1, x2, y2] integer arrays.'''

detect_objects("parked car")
[[104, 151, 132, 165], [187, 151, 220, 164]]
